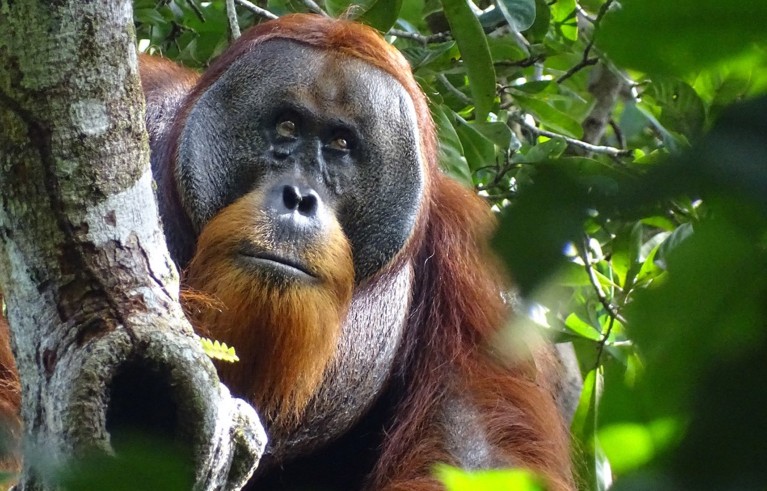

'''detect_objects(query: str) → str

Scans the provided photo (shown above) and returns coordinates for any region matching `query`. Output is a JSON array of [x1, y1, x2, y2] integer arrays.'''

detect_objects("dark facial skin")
[[176, 38, 425, 281]]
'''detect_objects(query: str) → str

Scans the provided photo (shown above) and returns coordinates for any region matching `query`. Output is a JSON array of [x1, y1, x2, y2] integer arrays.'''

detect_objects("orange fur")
[[161, 14, 574, 491], [368, 176, 574, 491], [0, 295, 20, 473], [183, 191, 354, 425]]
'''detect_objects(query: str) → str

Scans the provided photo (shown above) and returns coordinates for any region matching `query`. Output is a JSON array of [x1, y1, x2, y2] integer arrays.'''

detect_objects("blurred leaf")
[[643, 78, 707, 139], [624, 213, 767, 418], [672, 343, 767, 489], [493, 167, 589, 294], [440, 0, 497, 120], [654, 222, 693, 269], [598, 419, 679, 474], [599, 0, 767, 77], [437, 465, 544, 491], [495, 0, 537, 32], [58, 436, 193, 491]]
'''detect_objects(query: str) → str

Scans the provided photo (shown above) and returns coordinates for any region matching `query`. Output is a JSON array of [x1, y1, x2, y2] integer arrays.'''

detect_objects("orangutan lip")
[[239, 250, 316, 279]]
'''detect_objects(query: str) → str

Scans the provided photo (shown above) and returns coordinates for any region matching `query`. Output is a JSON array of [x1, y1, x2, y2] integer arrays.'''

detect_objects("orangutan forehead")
[[220, 37, 417, 125]]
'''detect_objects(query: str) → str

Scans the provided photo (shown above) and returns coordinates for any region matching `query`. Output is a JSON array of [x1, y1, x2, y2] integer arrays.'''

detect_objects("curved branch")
[[510, 115, 633, 158]]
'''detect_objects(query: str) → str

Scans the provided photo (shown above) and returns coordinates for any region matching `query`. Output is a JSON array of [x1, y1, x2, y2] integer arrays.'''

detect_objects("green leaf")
[[326, 0, 403, 31], [571, 368, 599, 437], [513, 94, 583, 138], [514, 138, 568, 163], [551, 0, 577, 42], [398, 0, 425, 26], [58, 436, 193, 490], [199, 337, 240, 363], [643, 78, 707, 139], [598, 419, 679, 474], [433, 105, 473, 186], [437, 465, 544, 491], [440, 0, 497, 121], [358, 0, 403, 32], [454, 116, 497, 172], [598, 0, 767, 77], [565, 313, 603, 341], [487, 36, 528, 63], [495, 0, 537, 32], [525, 0, 551, 41], [473, 121, 519, 150], [134, 8, 168, 25], [493, 168, 589, 294], [655, 223, 693, 269]]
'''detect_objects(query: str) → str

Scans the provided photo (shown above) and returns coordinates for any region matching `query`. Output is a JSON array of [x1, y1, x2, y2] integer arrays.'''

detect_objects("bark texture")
[[0, 2, 265, 489]]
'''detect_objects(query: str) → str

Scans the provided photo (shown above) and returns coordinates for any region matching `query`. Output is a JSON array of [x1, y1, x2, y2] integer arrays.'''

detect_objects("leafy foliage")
[[57, 436, 193, 490], [133, 0, 767, 489], [199, 336, 240, 363]]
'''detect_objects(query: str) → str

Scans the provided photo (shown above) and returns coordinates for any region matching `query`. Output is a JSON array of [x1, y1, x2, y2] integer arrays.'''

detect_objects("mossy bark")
[[0, 2, 265, 489]]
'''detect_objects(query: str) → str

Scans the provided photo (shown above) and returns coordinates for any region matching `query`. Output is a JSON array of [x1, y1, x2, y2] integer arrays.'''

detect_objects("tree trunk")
[[0, 2, 265, 490]]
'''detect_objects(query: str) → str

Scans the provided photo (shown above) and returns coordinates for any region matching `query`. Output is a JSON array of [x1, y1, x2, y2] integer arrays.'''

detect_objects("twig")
[[234, 0, 278, 20], [185, 0, 205, 23], [475, 157, 517, 193], [495, 54, 545, 69], [388, 29, 451, 44], [225, 0, 241, 40], [301, 0, 329, 16], [437, 74, 472, 106], [511, 114, 633, 158], [557, 0, 616, 83], [609, 118, 626, 149], [575, 3, 596, 24], [578, 235, 627, 369], [557, 56, 598, 84], [594, 315, 616, 370]]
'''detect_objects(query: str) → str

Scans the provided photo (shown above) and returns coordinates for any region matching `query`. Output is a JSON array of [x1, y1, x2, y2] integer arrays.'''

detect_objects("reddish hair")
[[173, 14, 574, 490]]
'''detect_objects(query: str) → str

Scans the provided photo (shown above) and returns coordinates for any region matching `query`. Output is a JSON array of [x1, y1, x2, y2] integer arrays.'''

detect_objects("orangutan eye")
[[276, 119, 297, 138], [329, 136, 349, 151]]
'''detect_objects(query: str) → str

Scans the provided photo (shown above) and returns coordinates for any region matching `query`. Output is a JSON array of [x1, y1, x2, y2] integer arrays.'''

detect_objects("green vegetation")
[[132, 1, 767, 489]]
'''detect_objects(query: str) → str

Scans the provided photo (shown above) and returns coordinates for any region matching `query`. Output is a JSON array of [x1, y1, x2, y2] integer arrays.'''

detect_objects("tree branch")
[[226, 0, 242, 40], [557, 0, 616, 84], [388, 29, 451, 44], [300, 0, 329, 16], [510, 114, 633, 158], [233, 0, 278, 20], [578, 235, 627, 327]]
